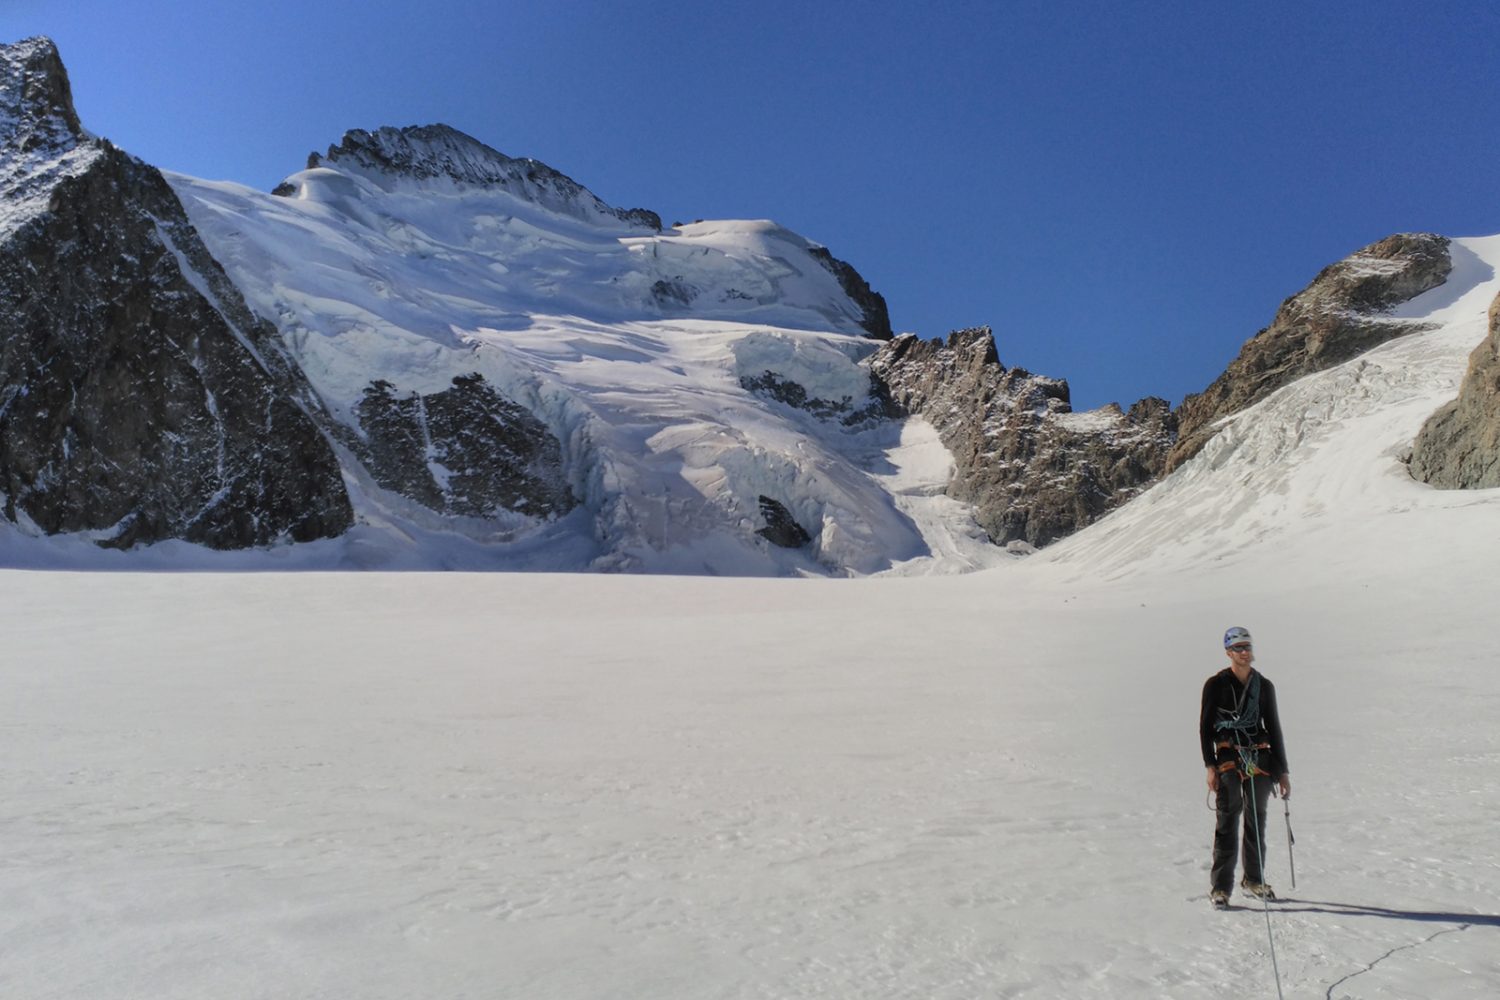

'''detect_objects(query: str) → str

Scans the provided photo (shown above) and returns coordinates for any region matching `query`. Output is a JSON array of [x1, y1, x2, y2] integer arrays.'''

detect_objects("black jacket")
[[1199, 668, 1289, 778]]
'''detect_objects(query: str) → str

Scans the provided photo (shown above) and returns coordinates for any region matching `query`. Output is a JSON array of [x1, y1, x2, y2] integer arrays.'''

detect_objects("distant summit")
[[1, 36, 98, 234], [285, 123, 662, 232], [0, 36, 81, 152], [0, 36, 353, 549]]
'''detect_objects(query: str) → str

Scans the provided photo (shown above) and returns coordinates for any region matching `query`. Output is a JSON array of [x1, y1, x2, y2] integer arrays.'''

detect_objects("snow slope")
[[1038, 234, 1500, 586], [2, 240, 1498, 997], [154, 140, 992, 576]]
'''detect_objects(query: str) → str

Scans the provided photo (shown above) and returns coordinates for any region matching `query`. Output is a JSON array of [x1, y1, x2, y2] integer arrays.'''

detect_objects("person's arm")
[[1262, 679, 1291, 797], [1201, 676, 1220, 791]]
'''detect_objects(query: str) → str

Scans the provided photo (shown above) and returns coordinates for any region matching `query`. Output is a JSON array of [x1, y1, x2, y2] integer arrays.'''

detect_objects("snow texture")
[[128, 163, 953, 575], [3, 242, 1499, 998]]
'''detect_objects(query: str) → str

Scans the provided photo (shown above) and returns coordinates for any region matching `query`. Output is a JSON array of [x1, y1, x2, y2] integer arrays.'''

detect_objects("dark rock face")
[[306, 124, 662, 231], [651, 277, 696, 308], [807, 246, 892, 340], [739, 370, 893, 426], [352, 374, 575, 519], [1409, 289, 1500, 489], [1170, 233, 1452, 470], [0, 38, 353, 549], [756, 495, 811, 548], [870, 328, 1176, 547], [0, 37, 80, 151]]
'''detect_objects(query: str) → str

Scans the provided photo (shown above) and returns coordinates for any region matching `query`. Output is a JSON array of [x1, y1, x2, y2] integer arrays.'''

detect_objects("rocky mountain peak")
[[870, 327, 1175, 546], [2, 39, 355, 551], [301, 123, 662, 231], [3, 37, 101, 238], [0, 37, 82, 154], [1409, 287, 1500, 489], [1169, 232, 1452, 470]]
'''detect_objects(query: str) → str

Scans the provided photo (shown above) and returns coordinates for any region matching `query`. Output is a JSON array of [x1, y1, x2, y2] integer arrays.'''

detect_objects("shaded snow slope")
[[159, 159, 970, 575], [1037, 234, 1500, 584]]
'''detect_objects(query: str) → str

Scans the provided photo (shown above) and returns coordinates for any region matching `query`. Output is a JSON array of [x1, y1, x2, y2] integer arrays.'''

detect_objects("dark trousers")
[[1212, 771, 1273, 893]]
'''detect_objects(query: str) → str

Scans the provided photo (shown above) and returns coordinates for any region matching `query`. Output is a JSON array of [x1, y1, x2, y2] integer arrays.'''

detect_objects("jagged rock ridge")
[[1408, 288, 1500, 489], [296, 124, 662, 232], [870, 327, 1176, 547], [1170, 233, 1452, 470], [806, 245, 892, 340], [0, 37, 353, 549], [1, 37, 99, 233], [0, 36, 79, 153]]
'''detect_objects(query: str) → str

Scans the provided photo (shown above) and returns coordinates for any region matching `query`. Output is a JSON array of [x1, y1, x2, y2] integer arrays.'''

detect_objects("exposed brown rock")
[[1169, 233, 1452, 470], [870, 328, 1176, 547], [1408, 289, 1500, 489], [807, 245, 892, 340]]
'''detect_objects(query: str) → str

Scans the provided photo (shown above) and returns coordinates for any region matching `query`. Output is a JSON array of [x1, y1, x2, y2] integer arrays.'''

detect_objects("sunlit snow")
[[4, 234, 1499, 996]]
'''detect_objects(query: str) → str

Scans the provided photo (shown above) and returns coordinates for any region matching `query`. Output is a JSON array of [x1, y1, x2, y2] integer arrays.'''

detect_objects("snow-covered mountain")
[[6, 35, 1500, 1000], [2, 37, 1496, 576], [2, 37, 1179, 574], [166, 123, 930, 575]]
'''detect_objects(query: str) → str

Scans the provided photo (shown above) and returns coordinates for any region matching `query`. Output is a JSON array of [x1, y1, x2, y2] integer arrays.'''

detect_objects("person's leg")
[[1211, 773, 1244, 894], [1239, 773, 1274, 884]]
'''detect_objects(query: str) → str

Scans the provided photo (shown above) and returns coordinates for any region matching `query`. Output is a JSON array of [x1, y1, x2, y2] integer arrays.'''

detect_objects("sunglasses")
[[1229, 645, 1253, 653]]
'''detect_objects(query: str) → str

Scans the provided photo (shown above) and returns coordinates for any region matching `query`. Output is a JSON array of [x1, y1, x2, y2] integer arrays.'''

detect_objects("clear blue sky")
[[10, 1, 1500, 409]]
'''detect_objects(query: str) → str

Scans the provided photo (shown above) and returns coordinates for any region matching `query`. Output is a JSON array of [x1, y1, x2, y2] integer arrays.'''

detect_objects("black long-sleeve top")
[[1199, 668, 1289, 777]]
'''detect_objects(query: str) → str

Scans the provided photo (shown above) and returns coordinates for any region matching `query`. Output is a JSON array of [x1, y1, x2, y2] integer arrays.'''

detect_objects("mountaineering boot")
[[1210, 889, 1230, 910], [1240, 878, 1276, 900]]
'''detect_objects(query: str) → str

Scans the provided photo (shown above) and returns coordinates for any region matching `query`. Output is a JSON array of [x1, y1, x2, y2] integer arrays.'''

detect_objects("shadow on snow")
[[1276, 897, 1500, 928]]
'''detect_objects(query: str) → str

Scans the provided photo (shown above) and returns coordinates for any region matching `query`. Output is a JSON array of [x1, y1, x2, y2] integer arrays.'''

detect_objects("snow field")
[[2, 557, 1498, 999]]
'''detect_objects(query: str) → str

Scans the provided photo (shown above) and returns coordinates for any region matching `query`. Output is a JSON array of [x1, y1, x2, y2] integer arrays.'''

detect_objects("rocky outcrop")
[[1408, 289, 1500, 489], [755, 496, 811, 548], [1170, 233, 1452, 470], [807, 246, 892, 340], [0, 36, 79, 152], [352, 374, 575, 519], [0, 37, 353, 549], [738, 370, 892, 426], [870, 327, 1176, 546], [303, 124, 662, 231]]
